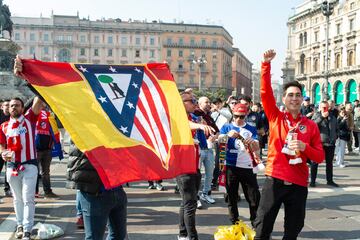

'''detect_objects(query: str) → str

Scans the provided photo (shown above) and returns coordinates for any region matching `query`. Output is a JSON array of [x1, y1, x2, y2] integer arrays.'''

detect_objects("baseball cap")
[[304, 96, 310, 101], [233, 103, 248, 114]]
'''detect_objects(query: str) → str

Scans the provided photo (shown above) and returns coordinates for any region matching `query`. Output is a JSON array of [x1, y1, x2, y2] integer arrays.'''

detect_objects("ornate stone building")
[[232, 48, 252, 98], [284, 0, 360, 104], [11, 14, 235, 94], [252, 68, 261, 103]]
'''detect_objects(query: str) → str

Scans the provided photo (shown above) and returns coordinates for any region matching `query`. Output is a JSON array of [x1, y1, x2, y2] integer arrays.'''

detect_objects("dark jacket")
[[66, 143, 103, 194], [337, 116, 351, 141], [312, 111, 338, 146]]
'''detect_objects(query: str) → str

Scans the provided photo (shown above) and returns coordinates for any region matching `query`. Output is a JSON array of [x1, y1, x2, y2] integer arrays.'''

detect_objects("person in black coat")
[[335, 107, 351, 168], [310, 101, 338, 187]]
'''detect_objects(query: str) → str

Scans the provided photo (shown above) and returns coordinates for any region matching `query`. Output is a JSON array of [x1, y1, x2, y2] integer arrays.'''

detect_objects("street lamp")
[[192, 57, 207, 91], [322, 0, 335, 101]]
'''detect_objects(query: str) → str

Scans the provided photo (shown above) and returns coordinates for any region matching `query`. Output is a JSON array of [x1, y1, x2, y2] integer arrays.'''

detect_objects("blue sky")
[[7, 0, 304, 81]]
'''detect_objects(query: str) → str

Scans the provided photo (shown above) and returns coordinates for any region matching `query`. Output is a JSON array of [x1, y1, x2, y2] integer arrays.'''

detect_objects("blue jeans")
[[176, 171, 201, 240], [199, 149, 214, 194], [79, 187, 128, 240], [76, 190, 82, 217]]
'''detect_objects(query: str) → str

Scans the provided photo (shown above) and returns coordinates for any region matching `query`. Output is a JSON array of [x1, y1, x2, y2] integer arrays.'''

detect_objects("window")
[[313, 58, 319, 72], [190, 75, 195, 84], [80, 35, 86, 43], [15, 32, 20, 40], [303, 32, 307, 45], [348, 50, 355, 66], [178, 63, 183, 70], [135, 50, 140, 58], [300, 54, 305, 74], [336, 23, 341, 35], [150, 49, 155, 58], [212, 40, 217, 47], [108, 49, 113, 57], [30, 46, 35, 55], [178, 76, 184, 84], [212, 75, 217, 84], [201, 39, 206, 46], [121, 49, 127, 57], [190, 62, 195, 71], [179, 38, 184, 45], [43, 46, 49, 55], [94, 49, 99, 56], [43, 33, 49, 42], [335, 53, 341, 68], [178, 50, 183, 57], [314, 31, 319, 42], [167, 49, 171, 57], [213, 63, 217, 72], [190, 38, 195, 46], [299, 33, 303, 47], [121, 37, 127, 45], [350, 2, 355, 10], [94, 36, 100, 43], [167, 38, 172, 45], [108, 36, 113, 44], [150, 37, 155, 45], [30, 33, 35, 41], [135, 37, 141, 45], [212, 51, 217, 59], [80, 48, 85, 56], [349, 18, 355, 31]]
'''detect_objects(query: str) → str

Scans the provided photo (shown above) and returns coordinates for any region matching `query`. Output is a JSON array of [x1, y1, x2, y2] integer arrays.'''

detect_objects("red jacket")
[[261, 62, 324, 187]]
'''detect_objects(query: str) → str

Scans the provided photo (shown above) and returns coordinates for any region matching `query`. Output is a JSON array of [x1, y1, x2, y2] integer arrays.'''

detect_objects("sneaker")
[[155, 183, 165, 191], [200, 193, 216, 204], [76, 216, 84, 229], [327, 181, 339, 187], [15, 225, 23, 239], [339, 164, 346, 168], [44, 192, 60, 199], [178, 236, 189, 240], [309, 182, 316, 187], [4, 189, 12, 197], [148, 184, 156, 190], [22, 231, 31, 240], [174, 185, 180, 194], [197, 200, 203, 209]]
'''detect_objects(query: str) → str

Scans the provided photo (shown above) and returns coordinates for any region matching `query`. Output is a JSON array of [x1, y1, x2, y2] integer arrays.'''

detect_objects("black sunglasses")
[[183, 98, 198, 104], [233, 115, 246, 119]]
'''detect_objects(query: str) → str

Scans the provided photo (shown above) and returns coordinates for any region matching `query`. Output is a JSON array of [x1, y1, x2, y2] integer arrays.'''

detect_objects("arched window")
[[299, 33, 303, 47], [304, 32, 307, 45], [335, 53, 341, 69], [347, 50, 355, 66], [300, 54, 305, 74]]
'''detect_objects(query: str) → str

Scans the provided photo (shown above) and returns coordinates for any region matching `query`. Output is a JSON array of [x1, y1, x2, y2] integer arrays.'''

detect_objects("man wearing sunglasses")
[[218, 103, 261, 227], [176, 92, 214, 240]]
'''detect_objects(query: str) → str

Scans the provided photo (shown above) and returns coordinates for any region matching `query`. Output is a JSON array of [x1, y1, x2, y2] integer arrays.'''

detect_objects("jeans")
[[79, 187, 128, 240], [336, 139, 347, 166], [7, 164, 38, 232], [225, 166, 260, 225], [199, 149, 214, 194], [176, 171, 201, 240], [310, 145, 335, 183], [37, 149, 53, 194], [254, 177, 308, 240], [76, 190, 82, 217]]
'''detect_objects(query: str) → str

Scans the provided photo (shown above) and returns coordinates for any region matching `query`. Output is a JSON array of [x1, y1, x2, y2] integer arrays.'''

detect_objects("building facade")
[[252, 68, 261, 103], [232, 48, 253, 98], [11, 14, 234, 94], [284, 0, 360, 105]]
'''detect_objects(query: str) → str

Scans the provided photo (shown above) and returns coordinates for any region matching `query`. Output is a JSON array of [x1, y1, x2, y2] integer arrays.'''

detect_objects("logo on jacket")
[[299, 125, 307, 134]]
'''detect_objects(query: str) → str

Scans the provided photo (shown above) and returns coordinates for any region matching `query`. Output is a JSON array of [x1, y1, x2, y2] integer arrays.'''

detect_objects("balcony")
[[54, 40, 73, 47], [175, 68, 187, 73], [346, 31, 356, 39], [333, 35, 343, 43]]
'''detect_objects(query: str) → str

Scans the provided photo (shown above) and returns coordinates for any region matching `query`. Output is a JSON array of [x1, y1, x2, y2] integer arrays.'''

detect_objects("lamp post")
[[321, 0, 334, 101], [193, 57, 207, 91]]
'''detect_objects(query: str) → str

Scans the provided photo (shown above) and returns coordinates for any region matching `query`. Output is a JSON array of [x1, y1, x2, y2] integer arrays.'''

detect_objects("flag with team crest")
[[20, 60, 196, 189]]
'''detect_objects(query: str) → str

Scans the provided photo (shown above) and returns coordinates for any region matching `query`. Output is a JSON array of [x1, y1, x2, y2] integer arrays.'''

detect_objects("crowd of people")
[[0, 51, 359, 240]]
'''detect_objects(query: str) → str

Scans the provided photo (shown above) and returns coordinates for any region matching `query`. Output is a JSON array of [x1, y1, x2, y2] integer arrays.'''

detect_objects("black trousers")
[[254, 177, 308, 240], [0, 157, 10, 191], [176, 171, 201, 240], [225, 166, 260, 226], [310, 145, 335, 184], [212, 142, 220, 187]]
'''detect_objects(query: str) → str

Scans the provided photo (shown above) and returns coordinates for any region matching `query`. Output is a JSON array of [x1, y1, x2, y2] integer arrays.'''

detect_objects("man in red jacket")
[[254, 50, 325, 240]]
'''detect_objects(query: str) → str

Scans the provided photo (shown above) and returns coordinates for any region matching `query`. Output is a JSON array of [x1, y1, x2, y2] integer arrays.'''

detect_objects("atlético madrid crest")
[[75, 64, 172, 169]]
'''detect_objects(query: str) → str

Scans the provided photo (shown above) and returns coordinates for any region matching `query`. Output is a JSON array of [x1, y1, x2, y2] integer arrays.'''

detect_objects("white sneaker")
[[200, 193, 216, 204], [197, 200, 203, 209], [178, 236, 189, 240], [339, 164, 346, 168]]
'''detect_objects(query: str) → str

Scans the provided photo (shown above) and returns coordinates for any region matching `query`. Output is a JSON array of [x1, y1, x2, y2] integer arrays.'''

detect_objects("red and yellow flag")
[[20, 60, 196, 189]]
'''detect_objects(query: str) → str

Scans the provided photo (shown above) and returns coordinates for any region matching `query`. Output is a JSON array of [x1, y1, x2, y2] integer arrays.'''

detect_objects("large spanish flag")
[[20, 60, 196, 189]]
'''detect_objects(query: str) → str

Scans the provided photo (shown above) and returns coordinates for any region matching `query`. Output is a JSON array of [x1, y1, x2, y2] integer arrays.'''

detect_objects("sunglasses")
[[233, 115, 246, 119], [183, 98, 198, 104]]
